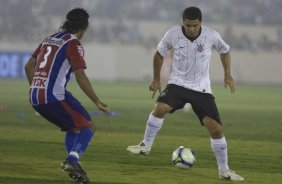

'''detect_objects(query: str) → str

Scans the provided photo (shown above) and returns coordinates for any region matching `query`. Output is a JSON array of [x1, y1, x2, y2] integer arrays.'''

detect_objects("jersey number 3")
[[39, 46, 52, 69]]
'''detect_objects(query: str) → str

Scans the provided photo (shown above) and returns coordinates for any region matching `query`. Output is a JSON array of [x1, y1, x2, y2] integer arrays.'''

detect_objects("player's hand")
[[95, 101, 110, 113], [224, 74, 236, 93], [149, 80, 161, 98]]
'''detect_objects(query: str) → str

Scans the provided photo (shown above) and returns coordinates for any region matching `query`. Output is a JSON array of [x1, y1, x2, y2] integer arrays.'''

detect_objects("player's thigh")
[[156, 84, 186, 114], [61, 93, 93, 130], [33, 97, 92, 131], [33, 102, 76, 131], [190, 93, 221, 125]]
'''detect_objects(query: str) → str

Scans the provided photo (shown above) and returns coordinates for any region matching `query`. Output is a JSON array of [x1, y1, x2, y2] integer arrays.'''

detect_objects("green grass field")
[[0, 79, 282, 184]]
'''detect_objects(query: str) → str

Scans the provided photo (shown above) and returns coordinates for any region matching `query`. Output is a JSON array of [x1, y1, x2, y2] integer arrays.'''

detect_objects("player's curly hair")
[[183, 7, 202, 21], [61, 8, 89, 33]]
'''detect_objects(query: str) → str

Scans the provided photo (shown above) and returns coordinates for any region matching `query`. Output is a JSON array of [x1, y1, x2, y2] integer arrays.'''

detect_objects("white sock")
[[69, 151, 80, 159], [142, 113, 164, 149], [210, 136, 229, 172]]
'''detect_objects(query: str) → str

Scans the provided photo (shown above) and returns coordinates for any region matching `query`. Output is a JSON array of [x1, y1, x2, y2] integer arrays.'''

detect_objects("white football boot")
[[219, 169, 244, 181], [127, 142, 151, 156]]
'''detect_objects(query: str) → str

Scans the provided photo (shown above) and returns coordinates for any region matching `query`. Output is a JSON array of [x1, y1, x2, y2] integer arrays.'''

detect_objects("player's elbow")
[[25, 58, 36, 72], [24, 62, 31, 72]]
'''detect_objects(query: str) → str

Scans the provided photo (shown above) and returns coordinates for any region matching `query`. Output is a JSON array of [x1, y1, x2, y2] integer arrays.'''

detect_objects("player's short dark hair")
[[182, 7, 202, 21], [61, 8, 89, 33]]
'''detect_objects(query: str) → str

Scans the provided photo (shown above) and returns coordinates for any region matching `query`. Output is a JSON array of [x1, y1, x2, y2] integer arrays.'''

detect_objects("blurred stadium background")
[[0, 0, 282, 84]]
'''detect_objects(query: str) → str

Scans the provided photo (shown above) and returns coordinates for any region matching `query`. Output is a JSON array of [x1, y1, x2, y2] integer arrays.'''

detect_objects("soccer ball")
[[172, 146, 196, 169]]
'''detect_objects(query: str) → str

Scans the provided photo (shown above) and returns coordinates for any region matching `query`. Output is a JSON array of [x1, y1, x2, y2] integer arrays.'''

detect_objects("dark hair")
[[61, 8, 89, 33], [182, 7, 202, 21]]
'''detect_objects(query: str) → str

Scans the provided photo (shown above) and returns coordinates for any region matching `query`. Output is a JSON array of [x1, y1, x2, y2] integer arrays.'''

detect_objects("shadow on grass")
[[0, 176, 130, 184]]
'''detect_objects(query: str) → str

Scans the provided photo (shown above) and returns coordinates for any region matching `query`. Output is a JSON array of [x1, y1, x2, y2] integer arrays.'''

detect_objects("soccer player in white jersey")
[[127, 7, 244, 181]]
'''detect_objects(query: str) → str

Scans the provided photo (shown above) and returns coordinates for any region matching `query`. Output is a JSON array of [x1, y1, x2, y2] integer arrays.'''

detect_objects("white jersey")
[[157, 25, 230, 94]]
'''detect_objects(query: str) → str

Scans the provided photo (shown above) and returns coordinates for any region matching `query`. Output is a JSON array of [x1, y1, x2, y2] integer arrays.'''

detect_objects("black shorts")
[[157, 84, 221, 125]]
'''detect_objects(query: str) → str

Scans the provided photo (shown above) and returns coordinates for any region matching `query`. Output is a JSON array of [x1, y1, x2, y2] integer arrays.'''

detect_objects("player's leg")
[[190, 92, 229, 172], [147, 84, 188, 149], [191, 91, 243, 181], [127, 84, 186, 156], [143, 102, 172, 148], [202, 116, 230, 174], [202, 117, 229, 172], [190, 91, 243, 181], [203, 117, 244, 181], [61, 92, 94, 164], [33, 102, 91, 183], [127, 102, 172, 156], [62, 125, 94, 184], [66, 124, 95, 164], [65, 131, 78, 154], [33, 99, 93, 158], [59, 92, 94, 184]]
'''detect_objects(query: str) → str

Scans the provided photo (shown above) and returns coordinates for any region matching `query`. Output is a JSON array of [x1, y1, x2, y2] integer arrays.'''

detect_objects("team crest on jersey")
[[196, 43, 204, 52], [77, 45, 84, 56]]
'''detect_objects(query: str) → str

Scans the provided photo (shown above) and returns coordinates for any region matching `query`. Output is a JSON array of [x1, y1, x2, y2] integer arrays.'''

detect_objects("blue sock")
[[65, 131, 78, 154], [67, 127, 94, 163]]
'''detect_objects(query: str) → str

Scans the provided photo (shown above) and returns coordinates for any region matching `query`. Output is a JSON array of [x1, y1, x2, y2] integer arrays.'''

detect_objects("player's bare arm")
[[25, 57, 37, 85], [74, 69, 110, 112], [220, 51, 236, 93], [150, 51, 163, 98]]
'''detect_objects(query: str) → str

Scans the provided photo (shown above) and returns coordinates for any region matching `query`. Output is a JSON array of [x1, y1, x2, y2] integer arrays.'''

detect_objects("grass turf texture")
[[0, 79, 281, 184]]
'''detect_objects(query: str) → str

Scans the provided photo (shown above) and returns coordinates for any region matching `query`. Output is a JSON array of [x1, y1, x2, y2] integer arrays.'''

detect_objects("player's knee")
[[208, 123, 223, 138], [89, 122, 96, 133], [203, 116, 223, 138], [82, 121, 96, 133], [152, 103, 171, 118], [152, 108, 165, 118], [210, 128, 223, 139]]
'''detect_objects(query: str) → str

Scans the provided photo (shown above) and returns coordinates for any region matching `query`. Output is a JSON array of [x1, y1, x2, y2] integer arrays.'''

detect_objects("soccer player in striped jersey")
[[25, 8, 109, 184], [127, 7, 244, 181]]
